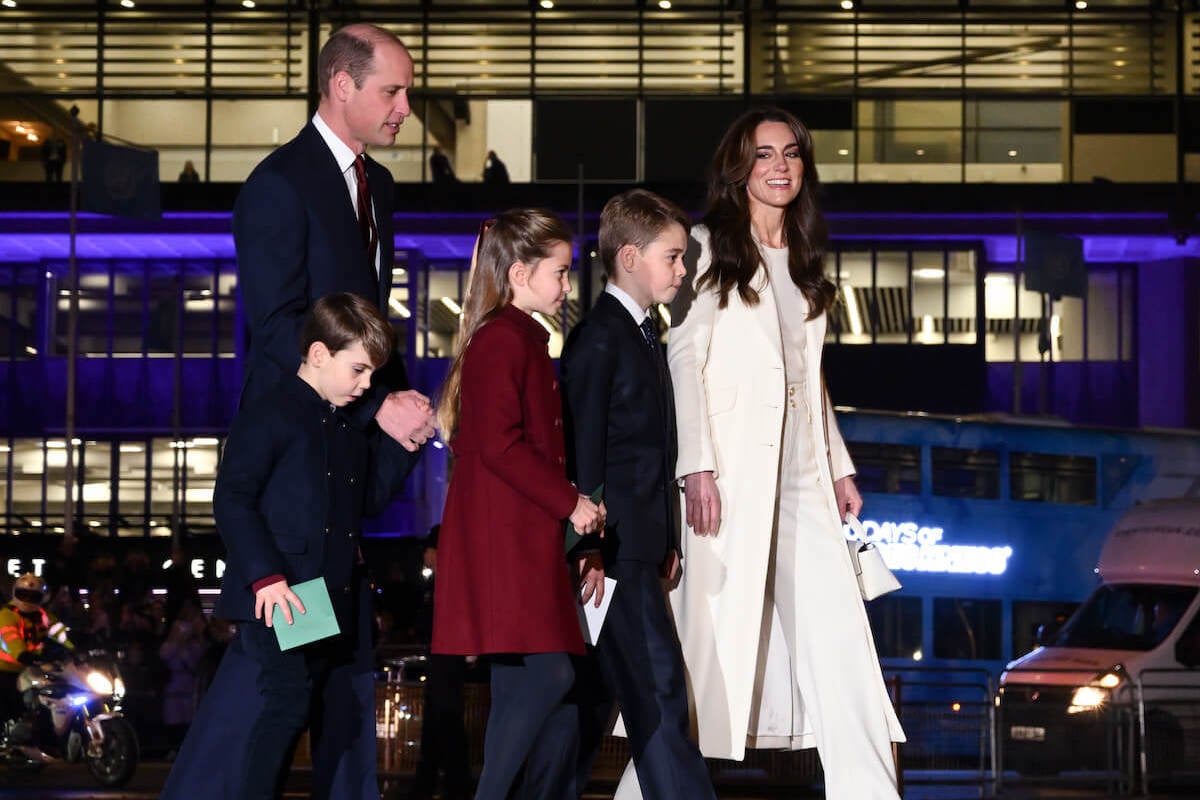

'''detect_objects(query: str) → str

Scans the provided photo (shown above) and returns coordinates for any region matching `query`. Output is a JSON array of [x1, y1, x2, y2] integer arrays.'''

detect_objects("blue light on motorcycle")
[[69, 694, 89, 707]]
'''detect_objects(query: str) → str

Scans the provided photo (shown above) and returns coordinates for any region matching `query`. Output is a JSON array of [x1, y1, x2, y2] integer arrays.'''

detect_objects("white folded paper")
[[577, 577, 617, 646]]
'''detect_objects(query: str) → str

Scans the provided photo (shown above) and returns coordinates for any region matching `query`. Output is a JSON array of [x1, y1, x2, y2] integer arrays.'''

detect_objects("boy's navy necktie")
[[639, 316, 659, 350]]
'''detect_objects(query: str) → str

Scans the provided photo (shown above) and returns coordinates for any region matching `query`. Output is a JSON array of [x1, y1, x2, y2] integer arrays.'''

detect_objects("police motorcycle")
[[1, 642, 139, 787]]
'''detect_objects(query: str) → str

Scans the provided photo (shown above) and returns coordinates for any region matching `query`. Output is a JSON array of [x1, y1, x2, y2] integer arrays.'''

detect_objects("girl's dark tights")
[[474, 652, 577, 800]]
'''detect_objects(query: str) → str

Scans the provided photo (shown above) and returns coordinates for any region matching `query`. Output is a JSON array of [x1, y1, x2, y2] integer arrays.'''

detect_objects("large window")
[[1010, 452, 1097, 504], [845, 442, 921, 495], [931, 447, 1000, 499], [1, 435, 224, 538], [44, 262, 240, 358], [829, 246, 978, 346], [983, 263, 1135, 363], [867, 594, 924, 660], [0, 4, 1185, 185], [934, 597, 1002, 661]]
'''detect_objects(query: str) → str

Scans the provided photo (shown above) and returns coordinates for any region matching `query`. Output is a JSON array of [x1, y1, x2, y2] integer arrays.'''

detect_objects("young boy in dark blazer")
[[561, 190, 716, 799], [198, 292, 413, 800]]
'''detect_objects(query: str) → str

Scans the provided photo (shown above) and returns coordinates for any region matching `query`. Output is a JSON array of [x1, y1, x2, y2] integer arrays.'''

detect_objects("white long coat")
[[666, 226, 903, 761]]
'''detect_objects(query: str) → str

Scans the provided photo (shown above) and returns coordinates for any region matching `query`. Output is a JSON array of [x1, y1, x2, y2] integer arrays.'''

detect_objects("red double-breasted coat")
[[432, 304, 585, 656]]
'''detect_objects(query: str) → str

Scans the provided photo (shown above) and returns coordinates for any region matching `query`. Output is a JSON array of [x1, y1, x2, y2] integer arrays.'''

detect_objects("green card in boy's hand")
[[271, 577, 341, 651], [564, 483, 604, 554]]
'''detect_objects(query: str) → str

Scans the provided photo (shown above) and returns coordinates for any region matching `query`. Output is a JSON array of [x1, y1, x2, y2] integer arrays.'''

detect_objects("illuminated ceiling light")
[[1113, 60, 1126, 67], [1, 0, 17, 8], [539, 0, 554, 8], [14, 124, 25, 133], [914, 268, 946, 280], [389, 297, 412, 319], [658, 0, 672, 8], [242, 0, 256, 7], [440, 296, 463, 315], [119, 0, 135, 7], [837, 148, 850, 156], [1074, 0, 1087, 8], [1114, 46, 1127, 53], [914, 148, 926, 156], [1007, 148, 1019, 157], [840, 0, 854, 8], [26, 133, 38, 142], [842, 284, 863, 336]]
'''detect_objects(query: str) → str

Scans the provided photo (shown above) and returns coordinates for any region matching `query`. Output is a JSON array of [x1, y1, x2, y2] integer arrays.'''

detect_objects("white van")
[[997, 499, 1200, 775]]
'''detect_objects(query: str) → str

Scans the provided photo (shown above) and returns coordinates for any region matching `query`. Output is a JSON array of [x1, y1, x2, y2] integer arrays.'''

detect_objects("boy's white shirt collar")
[[604, 282, 648, 325]]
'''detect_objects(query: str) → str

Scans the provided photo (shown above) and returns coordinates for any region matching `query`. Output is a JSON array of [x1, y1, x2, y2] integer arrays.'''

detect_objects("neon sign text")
[[846, 519, 1013, 576]]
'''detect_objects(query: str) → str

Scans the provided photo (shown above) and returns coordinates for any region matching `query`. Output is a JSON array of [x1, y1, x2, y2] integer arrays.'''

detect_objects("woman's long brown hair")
[[699, 107, 835, 319], [436, 209, 573, 440]]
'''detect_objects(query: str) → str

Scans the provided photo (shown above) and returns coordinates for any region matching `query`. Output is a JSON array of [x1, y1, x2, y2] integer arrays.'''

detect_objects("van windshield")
[[1053, 584, 1197, 651]]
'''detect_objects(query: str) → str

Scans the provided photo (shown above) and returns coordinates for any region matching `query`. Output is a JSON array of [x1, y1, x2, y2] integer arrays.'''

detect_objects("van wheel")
[[1143, 710, 1184, 776]]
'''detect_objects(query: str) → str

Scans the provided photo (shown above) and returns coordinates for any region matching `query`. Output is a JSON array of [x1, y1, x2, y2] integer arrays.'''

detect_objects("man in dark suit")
[[162, 24, 434, 800], [560, 190, 715, 799], [233, 22, 434, 449]]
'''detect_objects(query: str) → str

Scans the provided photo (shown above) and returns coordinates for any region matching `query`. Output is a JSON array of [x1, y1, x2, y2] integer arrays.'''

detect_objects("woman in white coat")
[[617, 107, 904, 799]]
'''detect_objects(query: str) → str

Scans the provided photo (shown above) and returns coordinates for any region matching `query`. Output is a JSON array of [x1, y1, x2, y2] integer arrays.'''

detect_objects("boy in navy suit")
[[206, 292, 414, 800], [561, 190, 716, 799]]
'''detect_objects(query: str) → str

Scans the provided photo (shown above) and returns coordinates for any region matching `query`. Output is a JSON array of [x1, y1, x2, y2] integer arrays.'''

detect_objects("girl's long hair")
[[700, 107, 835, 319], [437, 208, 573, 439]]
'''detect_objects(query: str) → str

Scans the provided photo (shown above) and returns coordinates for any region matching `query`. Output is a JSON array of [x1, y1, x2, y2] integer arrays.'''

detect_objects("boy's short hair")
[[300, 292, 394, 368], [598, 189, 692, 278]]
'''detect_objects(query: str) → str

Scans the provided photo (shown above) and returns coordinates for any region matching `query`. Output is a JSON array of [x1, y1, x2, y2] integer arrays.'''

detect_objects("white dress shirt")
[[604, 281, 648, 326], [311, 111, 380, 278]]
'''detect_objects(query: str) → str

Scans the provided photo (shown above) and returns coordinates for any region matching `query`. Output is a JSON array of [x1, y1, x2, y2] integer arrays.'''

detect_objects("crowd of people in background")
[[2, 533, 434, 760]]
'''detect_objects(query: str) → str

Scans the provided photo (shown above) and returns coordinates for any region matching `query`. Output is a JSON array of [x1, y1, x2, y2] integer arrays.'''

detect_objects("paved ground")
[[1, 761, 1198, 799]]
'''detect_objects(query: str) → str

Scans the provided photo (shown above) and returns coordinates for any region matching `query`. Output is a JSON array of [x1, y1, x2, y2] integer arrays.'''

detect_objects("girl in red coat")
[[433, 209, 606, 800]]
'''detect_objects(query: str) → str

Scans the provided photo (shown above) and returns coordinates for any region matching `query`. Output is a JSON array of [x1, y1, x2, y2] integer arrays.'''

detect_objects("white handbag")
[[844, 512, 902, 601]]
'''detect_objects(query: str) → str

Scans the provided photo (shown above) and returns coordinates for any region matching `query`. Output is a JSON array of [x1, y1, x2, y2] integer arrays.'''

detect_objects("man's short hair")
[[317, 24, 407, 98], [598, 189, 692, 278], [301, 292, 394, 368]]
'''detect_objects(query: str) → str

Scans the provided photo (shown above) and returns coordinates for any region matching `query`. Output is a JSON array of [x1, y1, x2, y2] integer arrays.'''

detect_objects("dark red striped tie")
[[353, 154, 378, 268]]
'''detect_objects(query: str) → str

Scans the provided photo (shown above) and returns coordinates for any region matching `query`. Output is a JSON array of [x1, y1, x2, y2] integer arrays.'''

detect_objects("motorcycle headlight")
[[86, 671, 114, 696], [1067, 670, 1122, 714], [113, 677, 126, 699]]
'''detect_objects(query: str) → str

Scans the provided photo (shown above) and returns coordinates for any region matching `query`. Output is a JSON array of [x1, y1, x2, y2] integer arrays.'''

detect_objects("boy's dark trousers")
[[236, 620, 336, 800], [575, 559, 715, 800]]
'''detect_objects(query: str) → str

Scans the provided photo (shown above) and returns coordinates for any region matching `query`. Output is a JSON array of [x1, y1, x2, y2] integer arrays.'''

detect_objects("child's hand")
[[570, 494, 604, 534], [577, 552, 605, 608], [254, 580, 306, 628], [661, 549, 681, 589]]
